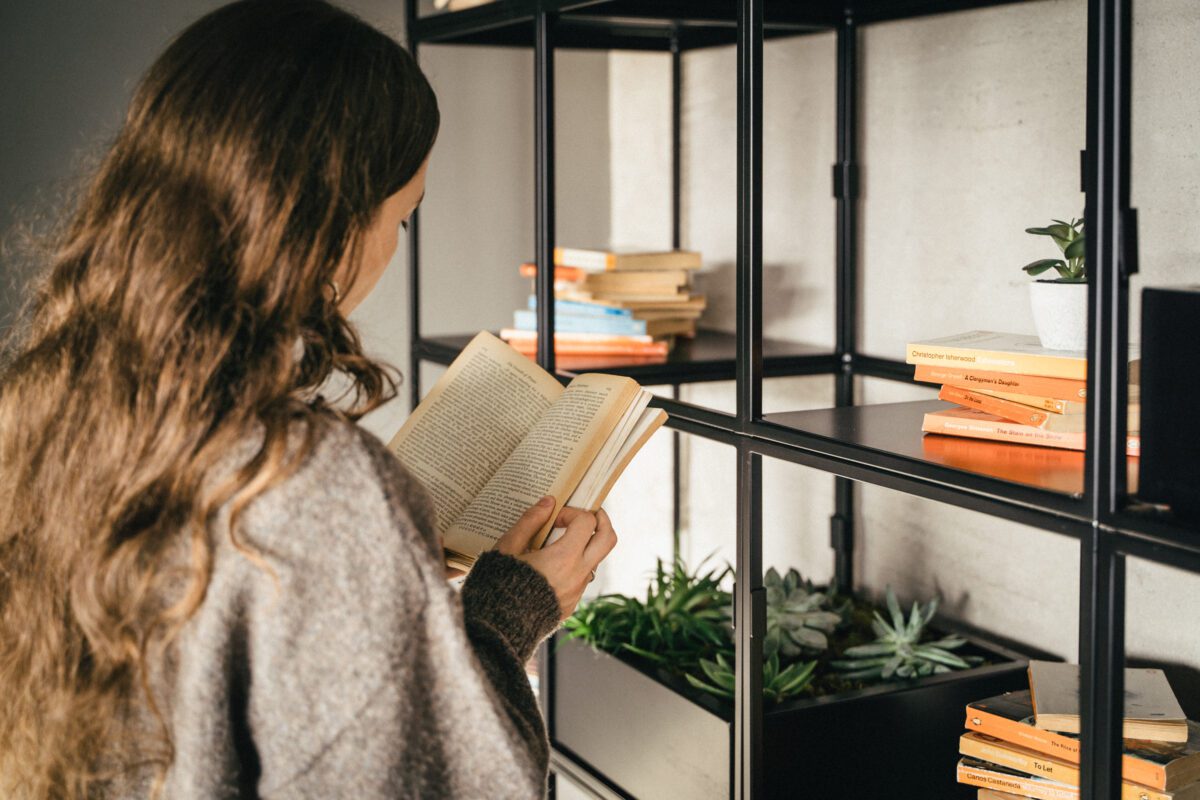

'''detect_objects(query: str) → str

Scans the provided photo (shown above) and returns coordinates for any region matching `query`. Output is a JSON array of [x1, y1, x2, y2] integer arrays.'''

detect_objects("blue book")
[[513, 309, 647, 336], [526, 295, 634, 319]]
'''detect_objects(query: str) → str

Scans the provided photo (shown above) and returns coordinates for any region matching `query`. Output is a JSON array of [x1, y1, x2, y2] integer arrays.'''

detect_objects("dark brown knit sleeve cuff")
[[461, 550, 561, 663]]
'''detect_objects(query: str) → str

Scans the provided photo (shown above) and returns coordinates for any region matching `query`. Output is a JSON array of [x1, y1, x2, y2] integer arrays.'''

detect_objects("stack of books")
[[958, 661, 1200, 799], [501, 247, 707, 361], [906, 331, 1140, 454]]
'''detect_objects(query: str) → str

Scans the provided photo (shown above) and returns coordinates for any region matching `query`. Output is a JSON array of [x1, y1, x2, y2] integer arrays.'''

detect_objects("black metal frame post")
[[671, 30, 684, 560], [831, 16, 860, 595], [407, 0, 423, 412], [735, 446, 764, 800], [535, 10, 557, 373], [1081, 0, 1134, 796], [1080, 526, 1127, 800], [735, 0, 764, 797]]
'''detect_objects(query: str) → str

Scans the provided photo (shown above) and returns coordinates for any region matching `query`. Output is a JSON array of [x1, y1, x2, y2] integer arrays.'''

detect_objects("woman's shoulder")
[[214, 412, 441, 571]]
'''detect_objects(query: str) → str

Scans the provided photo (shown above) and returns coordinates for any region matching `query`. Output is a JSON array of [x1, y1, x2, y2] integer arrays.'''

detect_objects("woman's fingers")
[[553, 508, 597, 555], [582, 508, 617, 569], [495, 495, 556, 556]]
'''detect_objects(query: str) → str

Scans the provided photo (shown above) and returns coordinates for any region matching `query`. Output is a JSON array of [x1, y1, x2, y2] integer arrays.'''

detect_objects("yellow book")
[[907, 331, 1140, 381]]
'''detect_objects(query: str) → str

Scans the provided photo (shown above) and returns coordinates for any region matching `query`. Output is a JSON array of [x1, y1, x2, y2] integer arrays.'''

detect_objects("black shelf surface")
[[412, 0, 1036, 50], [758, 400, 1097, 533], [415, 328, 836, 384]]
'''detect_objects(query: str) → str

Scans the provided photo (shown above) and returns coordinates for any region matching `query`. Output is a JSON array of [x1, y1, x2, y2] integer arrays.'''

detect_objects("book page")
[[444, 373, 638, 559], [388, 332, 564, 536]]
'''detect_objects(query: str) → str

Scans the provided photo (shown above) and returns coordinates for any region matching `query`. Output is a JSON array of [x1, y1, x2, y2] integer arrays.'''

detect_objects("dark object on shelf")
[[553, 630, 1027, 799], [1139, 286, 1200, 524]]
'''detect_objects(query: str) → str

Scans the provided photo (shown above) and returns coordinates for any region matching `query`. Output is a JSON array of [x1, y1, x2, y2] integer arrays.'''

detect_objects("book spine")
[[526, 295, 633, 318], [513, 310, 646, 336], [975, 387, 1074, 414], [553, 247, 611, 271], [914, 365, 1088, 401], [957, 763, 1077, 800], [907, 343, 1086, 380], [962, 735, 1079, 785], [964, 710, 1165, 789], [923, 412, 1085, 451], [940, 385, 1050, 427], [519, 261, 588, 282]]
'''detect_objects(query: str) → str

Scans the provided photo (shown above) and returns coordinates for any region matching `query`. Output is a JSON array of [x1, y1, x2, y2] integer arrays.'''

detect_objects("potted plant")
[[555, 561, 1028, 798], [1022, 217, 1087, 351]]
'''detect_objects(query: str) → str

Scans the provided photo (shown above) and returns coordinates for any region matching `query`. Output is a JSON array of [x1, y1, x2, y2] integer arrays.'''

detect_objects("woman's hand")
[[495, 495, 617, 621]]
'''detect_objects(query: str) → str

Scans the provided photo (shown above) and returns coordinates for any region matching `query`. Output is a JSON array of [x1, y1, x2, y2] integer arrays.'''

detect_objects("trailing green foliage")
[[1022, 217, 1086, 282], [762, 567, 844, 658], [685, 652, 817, 703], [830, 587, 981, 680]]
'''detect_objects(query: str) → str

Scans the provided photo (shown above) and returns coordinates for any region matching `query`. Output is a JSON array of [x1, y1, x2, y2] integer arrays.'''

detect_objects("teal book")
[[513, 309, 647, 336], [526, 295, 634, 319]]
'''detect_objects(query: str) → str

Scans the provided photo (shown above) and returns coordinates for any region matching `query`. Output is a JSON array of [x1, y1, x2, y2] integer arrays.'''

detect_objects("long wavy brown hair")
[[0, 1, 438, 796]]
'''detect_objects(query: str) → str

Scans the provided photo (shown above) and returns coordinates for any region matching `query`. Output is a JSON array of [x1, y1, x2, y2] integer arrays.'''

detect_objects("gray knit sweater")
[[110, 417, 562, 799]]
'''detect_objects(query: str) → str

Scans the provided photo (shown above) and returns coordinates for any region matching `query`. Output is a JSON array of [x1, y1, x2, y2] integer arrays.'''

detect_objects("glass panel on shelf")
[[1127, 0, 1199, 526]]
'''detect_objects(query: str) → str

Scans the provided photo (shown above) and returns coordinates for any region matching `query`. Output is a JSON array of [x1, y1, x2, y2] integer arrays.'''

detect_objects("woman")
[[0, 1, 616, 797]]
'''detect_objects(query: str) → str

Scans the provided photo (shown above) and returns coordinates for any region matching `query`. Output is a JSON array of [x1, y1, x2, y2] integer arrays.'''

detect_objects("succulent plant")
[[1022, 217, 1086, 282], [830, 588, 980, 681], [563, 557, 732, 669], [763, 567, 844, 659], [685, 651, 817, 704]]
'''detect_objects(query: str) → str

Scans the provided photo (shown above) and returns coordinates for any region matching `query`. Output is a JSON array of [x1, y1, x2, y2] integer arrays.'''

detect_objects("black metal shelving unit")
[[405, 0, 1195, 797]]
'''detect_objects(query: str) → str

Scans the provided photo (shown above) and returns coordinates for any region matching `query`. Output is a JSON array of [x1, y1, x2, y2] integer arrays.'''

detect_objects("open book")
[[387, 331, 668, 572]]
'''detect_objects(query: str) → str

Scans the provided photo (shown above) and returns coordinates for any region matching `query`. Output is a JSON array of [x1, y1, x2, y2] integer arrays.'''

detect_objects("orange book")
[[965, 692, 1200, 791], [519, 261, 588, 282], [923, 407, 1139, 455], [939, 384, 1049, 427], [914, 364, 1087, 402]]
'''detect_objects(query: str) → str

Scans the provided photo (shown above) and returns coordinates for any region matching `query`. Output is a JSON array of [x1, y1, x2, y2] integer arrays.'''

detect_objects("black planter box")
[[551, 629, 1028, 799]]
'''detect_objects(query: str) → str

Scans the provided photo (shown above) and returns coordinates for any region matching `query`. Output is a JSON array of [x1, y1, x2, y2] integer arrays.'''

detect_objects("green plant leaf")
[[1023, 258, 1065, 276], [1064, 235, 1086, 260]]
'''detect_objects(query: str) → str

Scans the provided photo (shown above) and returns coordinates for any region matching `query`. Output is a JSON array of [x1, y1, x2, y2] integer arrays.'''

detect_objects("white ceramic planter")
[[1029, 280, 1087, 351]]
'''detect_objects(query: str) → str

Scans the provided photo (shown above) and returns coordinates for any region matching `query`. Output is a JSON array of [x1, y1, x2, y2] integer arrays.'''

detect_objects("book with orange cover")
[[958, 756, 1200, 800], [923, 406, 1139, 454], [965, 692, 1200, 791], [914, 364, 1088, 401], [520, 261, 589, 282], [975, 386, 1087, 415], [940, 384, 1051, 427]]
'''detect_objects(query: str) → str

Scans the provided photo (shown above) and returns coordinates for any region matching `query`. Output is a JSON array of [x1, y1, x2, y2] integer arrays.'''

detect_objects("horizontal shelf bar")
[[756, 400, 1098, 533], [1110, 509, 1200, 572], [415, 330, 837, 385], [851, 353, 914, 383], [411, 0, 1039, 49]]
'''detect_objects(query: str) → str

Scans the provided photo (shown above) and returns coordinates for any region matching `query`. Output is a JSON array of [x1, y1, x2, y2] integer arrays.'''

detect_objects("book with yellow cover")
[[958, 756, 1200, 800], [388, 332, 668, 571], [961, 732, 1200, 799], [974, 386, 1087, 414], [908, 331, 1140, 381], [966, 692, 1200, 791]]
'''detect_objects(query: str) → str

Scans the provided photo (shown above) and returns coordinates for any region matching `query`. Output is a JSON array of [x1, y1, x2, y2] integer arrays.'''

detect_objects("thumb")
[[496, 495, 556, 556]]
